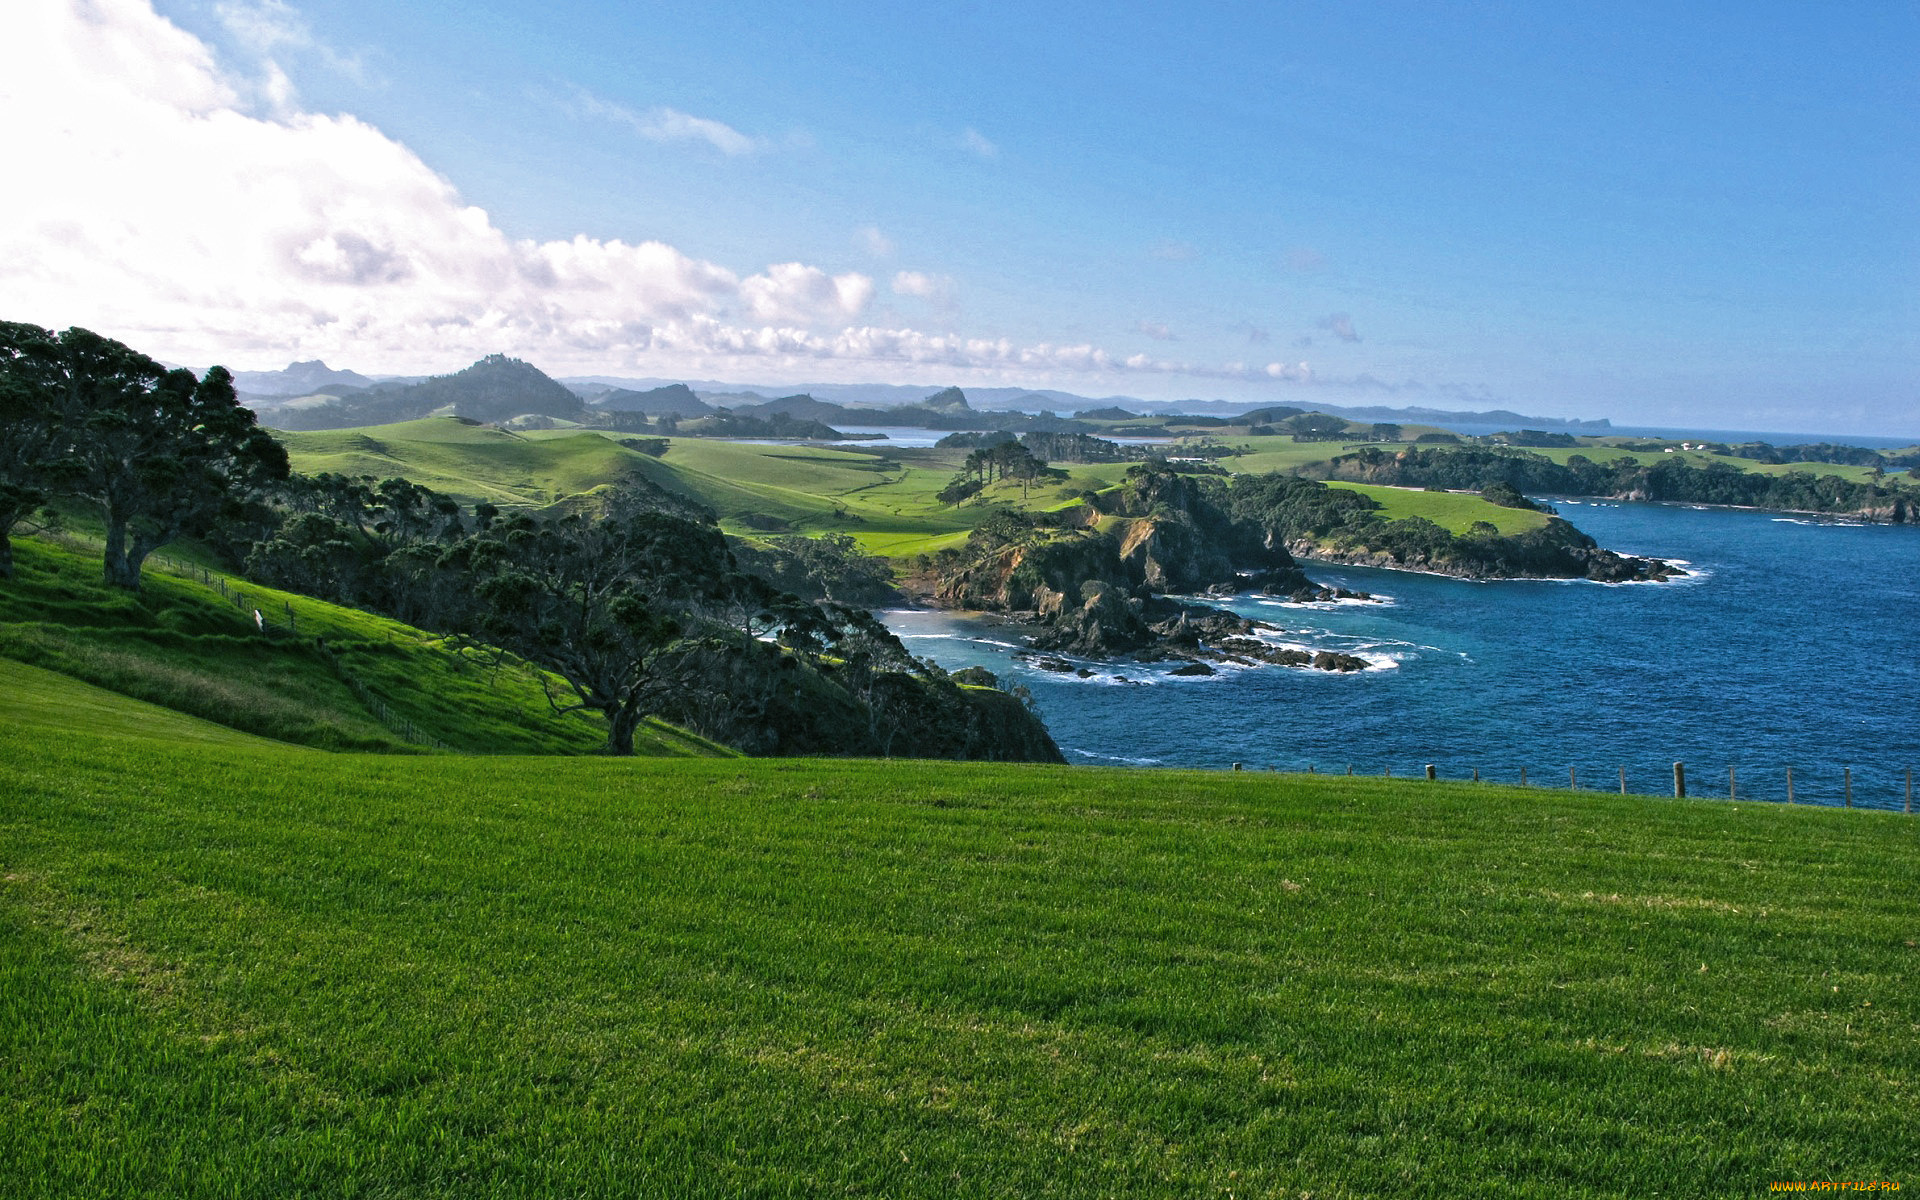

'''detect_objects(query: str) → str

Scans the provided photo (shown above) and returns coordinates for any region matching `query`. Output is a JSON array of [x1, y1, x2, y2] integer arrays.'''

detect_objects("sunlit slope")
[[2, 705, 1914, 1196], [0, 537, 725, 757], [279, 419, 672, 509], [278, 419, 1546, 557]]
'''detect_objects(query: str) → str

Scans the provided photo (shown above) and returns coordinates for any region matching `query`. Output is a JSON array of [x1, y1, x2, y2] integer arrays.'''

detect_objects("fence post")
[[1472, 767, 1479, 782], [1787, 766, 1794, 804], [1520, 766, 1527, 787], [1347, 764, 1353, 776], [1729, 765, 1737, 802], [1570, 766, 1577, 790], [1425, 764, 1436, 781], [1844, 767, 1852, 808], [1232, 762, 1242, 772], [1673, 762, 1686, 799], [1384, 765, 1391, 778], [1907, 768, 1913, 815], [1619, 766, 1626, 795]]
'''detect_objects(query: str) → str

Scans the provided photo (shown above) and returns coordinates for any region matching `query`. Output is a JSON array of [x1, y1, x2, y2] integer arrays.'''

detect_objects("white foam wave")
[[1068, 749, 1165, 766]]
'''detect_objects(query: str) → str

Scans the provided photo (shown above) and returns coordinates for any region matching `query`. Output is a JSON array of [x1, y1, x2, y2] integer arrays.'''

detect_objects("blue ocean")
[[885, 501, 1920, 810]]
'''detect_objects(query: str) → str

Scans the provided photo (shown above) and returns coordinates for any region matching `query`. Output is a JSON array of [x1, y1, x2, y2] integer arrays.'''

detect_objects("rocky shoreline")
[[910, 463, 1684, 677], [1282, 526, 1684, 582], [1010, 594, 1374, 677]]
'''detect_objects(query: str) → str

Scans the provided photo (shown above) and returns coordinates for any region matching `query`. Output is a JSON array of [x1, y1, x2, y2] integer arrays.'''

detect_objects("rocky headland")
[[910, 463, 1682, 674]]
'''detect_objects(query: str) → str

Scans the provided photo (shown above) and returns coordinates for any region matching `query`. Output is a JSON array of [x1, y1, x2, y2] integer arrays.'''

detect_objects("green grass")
[[1326, 481, 1551, 534], [276, 420, 1898, 565], [1, 678, 1915, 1197], [0, 537, 726, 757]]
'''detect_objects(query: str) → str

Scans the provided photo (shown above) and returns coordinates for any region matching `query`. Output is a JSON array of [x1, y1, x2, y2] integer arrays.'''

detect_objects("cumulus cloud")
[[1133, 320, 1177, 341], [890, 270, 951, 298], [568, 86, 760, 156], [1319, 313, 1361, 342], [856, 226, 895, 258], [959, 127, 999, 159], [741, 263, 874, 324], [0, 0, 1352, 391]]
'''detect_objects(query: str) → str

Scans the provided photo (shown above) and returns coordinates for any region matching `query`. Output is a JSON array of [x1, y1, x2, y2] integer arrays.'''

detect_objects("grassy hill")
[[276, 419, 1545, 559], [0, 537, 726, 757], [1, 671, 1914, 1196]]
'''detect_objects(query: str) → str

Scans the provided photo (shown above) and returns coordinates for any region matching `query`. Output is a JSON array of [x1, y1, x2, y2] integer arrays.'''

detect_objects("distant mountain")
[[263, 355, 584, 430], [920, 386, 971, 412], [595, 383, 713, 418], [557, 375, 1609, 432], [233, 360, 377, 396], [730, 393, 855, 422]]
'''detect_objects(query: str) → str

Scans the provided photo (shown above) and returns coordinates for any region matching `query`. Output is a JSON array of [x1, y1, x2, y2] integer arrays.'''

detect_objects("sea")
[[883, 500, 1920, 810]]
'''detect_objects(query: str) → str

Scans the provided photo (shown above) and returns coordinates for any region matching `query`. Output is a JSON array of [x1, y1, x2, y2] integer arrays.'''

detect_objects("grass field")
[[2, 667, 1915, 1197], [0, 537, 725, 757]]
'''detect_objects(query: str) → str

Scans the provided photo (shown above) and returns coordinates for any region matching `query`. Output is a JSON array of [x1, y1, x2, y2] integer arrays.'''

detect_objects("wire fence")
[[1230, 760, 1917, 814], [133, 547, 458, 752]]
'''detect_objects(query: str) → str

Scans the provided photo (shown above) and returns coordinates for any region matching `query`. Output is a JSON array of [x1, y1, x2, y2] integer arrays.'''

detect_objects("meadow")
[[276, 420, 1556, 560], [3, 664, 1915, 1197]]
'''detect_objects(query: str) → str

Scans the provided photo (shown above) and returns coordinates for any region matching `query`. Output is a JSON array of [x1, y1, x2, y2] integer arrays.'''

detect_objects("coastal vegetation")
[[0, 325, 1059, 763], [1319, 446, 1919, 523]]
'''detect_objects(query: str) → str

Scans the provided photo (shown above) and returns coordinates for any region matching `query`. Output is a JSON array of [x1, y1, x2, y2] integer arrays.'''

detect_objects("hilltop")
[[262, 355, 586, 430]]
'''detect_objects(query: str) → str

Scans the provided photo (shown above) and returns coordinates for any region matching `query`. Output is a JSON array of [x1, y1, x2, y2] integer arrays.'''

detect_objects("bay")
[[885, 501, 1920, 809]]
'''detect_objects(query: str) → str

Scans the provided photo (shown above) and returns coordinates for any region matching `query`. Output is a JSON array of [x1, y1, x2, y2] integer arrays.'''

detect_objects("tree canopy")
[[0, 324, 289, 589]]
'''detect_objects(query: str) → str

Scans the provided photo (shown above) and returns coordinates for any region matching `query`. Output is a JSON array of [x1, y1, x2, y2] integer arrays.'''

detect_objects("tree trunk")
[[0, 531, 12, 580], [604, 703, 642, 756], [103, 513, 139, 590]]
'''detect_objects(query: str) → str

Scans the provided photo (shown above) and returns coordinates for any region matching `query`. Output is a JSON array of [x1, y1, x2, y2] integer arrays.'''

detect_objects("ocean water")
[[884, 501, 1920, 810]]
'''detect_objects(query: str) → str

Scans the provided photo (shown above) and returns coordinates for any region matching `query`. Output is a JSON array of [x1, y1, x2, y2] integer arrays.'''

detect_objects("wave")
[[895, 631, 1026, 649], [1255, 593, 1396, 610], [1068, 749, 1165, 766]]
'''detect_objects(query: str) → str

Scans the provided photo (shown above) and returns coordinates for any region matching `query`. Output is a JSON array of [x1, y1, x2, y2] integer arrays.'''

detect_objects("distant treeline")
[[1321, 447, 1920, 522]]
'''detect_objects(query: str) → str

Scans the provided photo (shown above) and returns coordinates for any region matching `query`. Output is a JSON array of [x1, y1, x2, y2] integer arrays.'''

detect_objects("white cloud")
[[890, 270, 950, 298], [569, 87, 760, 156], [1133, 320, 1176, 341], [741, 263, 874, 324], [0, 0, 1346, 392], [856, 226, 895, 258], [959, 127, 999, 159], [214, 0, 369, 90]]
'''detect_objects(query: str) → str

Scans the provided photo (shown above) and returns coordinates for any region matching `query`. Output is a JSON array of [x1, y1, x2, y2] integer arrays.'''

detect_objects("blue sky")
[[2, 1, 1914, 433]]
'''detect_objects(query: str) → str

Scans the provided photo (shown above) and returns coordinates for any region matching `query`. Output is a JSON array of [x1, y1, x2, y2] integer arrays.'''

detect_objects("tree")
[[447, 509, 734, 755], [0, 322, 62, 579], [37, 327, 288, 589]]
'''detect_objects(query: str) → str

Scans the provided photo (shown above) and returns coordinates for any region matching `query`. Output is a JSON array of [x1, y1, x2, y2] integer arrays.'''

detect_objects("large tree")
[[38, 327, 289, 589], [448, 507, 736, 755], [0, 322, 62, 579]]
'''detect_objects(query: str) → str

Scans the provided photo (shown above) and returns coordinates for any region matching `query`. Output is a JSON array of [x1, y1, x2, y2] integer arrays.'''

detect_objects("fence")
[[1228, 759, 1917, 814], [140, 550, 456, 753]]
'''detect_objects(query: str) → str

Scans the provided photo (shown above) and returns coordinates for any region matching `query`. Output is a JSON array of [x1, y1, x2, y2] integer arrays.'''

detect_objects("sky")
[[1, 0, 1915, 435]]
